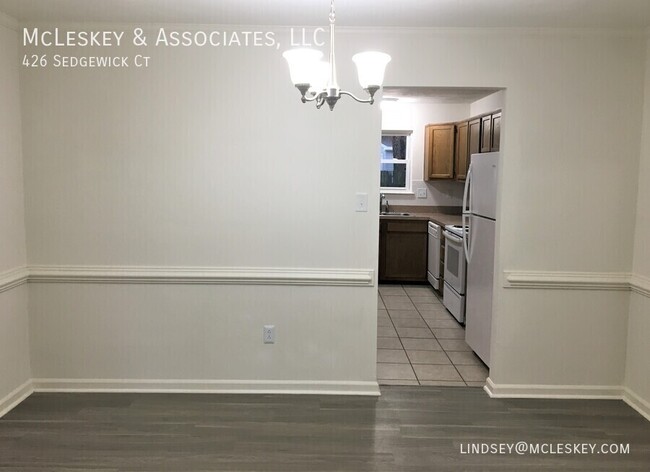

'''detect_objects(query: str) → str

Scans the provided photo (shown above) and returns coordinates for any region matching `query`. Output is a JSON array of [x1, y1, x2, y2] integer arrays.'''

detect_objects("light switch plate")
[[355, 193, 368, 212], [416, 188, 427, 199]]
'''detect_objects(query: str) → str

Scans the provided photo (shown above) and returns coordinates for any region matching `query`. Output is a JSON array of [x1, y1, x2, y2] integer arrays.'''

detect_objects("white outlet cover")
[[416, 188, 427, 199], [263, 325, 275, 344]]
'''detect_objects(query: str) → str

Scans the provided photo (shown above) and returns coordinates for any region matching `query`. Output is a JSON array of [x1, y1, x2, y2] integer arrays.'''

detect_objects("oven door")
[[443, 230, 466, 294]]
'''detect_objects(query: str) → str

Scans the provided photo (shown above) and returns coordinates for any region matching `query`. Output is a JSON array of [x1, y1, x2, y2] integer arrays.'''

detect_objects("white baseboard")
[[0, 380, 33, 418], [31, 378, 381, 396], [484, 377, 623, 399], [622, 387, 650, 422]]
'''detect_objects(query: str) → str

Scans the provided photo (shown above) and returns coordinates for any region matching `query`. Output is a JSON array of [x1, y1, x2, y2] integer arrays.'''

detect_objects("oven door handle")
[[443, 231, 463, 244]]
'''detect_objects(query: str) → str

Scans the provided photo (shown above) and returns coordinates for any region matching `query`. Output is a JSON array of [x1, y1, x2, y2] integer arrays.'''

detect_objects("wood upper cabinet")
[[424, 123, 455, 180], [468, 118, 481, 158], [490, 111, 501, 152], [480, 114, 492, 153], [455, 121, 469, 181], [379, 219, 428, 282], [425, 110, 500, 184]]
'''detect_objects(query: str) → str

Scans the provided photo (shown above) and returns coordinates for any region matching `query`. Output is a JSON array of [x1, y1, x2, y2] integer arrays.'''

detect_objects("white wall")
[[0, 16, 31, 410], [625, 37, 650, 413], [20, 26, 381, 392], [381, 101, 467, 206], [17, 25, 649, 400], [373, 28, 645, 392]]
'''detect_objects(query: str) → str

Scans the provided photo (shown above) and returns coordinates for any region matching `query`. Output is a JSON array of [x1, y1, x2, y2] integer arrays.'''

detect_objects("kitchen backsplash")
[[383, 180, 465, 207]]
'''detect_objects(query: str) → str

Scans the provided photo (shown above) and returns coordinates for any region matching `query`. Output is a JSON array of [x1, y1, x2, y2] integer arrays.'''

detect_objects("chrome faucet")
[[380, 193, 389, 214]]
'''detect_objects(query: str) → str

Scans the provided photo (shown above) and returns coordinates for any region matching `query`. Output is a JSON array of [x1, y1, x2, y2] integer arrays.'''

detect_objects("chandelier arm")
[[301, 91, 327, 103], [339, 90, 374, 105]]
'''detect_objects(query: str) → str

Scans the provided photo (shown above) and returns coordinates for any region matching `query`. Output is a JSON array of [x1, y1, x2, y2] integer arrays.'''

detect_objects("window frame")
[[380, 129, 413, 194]]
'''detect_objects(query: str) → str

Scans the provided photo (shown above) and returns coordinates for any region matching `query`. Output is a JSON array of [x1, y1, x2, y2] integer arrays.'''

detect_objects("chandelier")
[[282, 0, 391, 111]]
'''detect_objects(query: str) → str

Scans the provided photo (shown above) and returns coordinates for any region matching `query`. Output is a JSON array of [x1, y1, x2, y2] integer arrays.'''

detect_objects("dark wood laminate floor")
[[1, 387, 649, 471]]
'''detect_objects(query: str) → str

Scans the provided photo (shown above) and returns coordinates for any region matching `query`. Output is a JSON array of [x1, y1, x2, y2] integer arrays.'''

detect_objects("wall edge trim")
[[27, 265, 375, 287], [0, 380, 33, 419], [0, 267, 29, 294], [31, 378, 381, 396]]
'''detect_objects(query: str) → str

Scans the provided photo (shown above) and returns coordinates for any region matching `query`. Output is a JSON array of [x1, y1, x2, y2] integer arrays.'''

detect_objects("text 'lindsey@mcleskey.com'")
[[459, 442, 630, 455]]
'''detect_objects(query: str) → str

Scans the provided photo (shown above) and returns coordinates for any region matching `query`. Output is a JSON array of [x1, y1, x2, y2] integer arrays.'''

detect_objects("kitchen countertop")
[[379, 206, 462, 227]]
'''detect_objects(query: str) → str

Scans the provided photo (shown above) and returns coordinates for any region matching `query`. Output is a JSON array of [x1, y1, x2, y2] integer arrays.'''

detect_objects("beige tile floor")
[[377, 284, 488, 387]]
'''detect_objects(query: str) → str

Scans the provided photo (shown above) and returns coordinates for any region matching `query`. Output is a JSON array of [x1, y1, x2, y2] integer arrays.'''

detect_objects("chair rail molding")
[[629, 274, 650, 298], [0, 266, 29, 294], [503, 270, 640, 292], [26, 265, 375, 287]]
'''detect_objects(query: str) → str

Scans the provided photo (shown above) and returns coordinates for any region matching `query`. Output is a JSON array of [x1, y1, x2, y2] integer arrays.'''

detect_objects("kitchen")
[[377, 87, 503, 387]]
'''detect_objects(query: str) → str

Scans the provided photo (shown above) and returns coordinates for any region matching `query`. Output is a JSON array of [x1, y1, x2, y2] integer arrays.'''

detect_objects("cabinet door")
[[381, 220, 428, 282], [424, 124, 455, 180], [480, 114, 492, 153], [490, 112, 501, 152], [468, 118, 481, 165], [455, 121, 469, 181], [378, 220, 387, 281]]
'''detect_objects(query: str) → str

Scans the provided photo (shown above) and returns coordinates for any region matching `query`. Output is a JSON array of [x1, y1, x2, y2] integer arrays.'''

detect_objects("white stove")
[[445, 224, 468, 238], [442, 224, 468, 323]]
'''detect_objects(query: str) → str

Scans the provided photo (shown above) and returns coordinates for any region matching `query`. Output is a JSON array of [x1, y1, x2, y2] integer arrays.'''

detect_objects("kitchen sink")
[[380, 212, 411, 216]]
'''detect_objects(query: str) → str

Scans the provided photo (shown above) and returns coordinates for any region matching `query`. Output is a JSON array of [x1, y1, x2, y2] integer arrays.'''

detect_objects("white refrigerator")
[[462, 152, 499, 367]]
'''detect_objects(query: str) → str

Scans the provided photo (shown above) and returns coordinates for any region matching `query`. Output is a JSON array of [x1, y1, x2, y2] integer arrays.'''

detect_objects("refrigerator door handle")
[[462, 165, 472, 262], [462, 165, 472, 216], [463, 213, 471, 262]]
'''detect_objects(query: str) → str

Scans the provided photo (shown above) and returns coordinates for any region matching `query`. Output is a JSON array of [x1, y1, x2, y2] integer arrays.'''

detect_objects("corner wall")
[[625, 36, 650, 420], [0, 14, 32, 416], [14, 24, 650, 408]]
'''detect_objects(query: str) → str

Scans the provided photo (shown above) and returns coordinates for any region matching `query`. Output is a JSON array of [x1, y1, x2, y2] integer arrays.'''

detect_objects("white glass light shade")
[[282, 49, 323, 86], [352, 51, 391, 89]]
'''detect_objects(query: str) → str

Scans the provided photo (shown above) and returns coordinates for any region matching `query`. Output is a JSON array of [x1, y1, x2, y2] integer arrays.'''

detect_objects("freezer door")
[[469, 152, 498, 220], [465, 214, 495, 366]]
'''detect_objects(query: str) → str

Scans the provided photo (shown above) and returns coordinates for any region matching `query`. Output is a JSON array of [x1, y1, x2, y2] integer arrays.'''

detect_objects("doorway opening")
[[376, 86, 505, 387]]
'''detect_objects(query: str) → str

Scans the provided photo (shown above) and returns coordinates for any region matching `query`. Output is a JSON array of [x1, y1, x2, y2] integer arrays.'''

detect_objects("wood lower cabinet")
[[379, 219, 428, 282], [455, 121, 469, 181], [424, 123, 455, 180]]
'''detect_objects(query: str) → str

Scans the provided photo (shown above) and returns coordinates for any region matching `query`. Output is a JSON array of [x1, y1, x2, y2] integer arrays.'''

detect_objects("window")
[[380, 130, 412, 192]]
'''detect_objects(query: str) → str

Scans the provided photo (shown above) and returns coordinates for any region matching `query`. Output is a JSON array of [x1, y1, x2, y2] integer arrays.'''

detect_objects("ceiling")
[[1, 0, 650, 28], [382, 87, 502, 104]]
